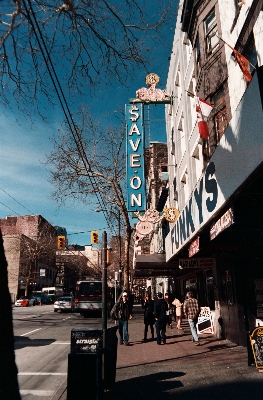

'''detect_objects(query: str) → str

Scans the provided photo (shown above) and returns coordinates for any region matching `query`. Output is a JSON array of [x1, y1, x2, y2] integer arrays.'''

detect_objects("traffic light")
[[91, 230, 99, 244], [57, 235, 65, 249]]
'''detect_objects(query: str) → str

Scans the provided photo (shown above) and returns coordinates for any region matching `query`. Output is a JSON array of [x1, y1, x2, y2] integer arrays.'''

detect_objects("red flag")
[[225, 41, 252, 83], [196, 98, 213, 139], [233, 49, 252, 82]]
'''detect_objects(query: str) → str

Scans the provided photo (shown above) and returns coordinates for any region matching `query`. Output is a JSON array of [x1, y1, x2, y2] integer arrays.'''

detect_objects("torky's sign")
[[126, 103, 146, 212]]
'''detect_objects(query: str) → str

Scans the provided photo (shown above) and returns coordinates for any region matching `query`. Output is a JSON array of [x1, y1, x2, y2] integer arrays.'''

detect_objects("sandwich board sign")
[[196, 307, 214, 334], [249, 326, 263, 370]]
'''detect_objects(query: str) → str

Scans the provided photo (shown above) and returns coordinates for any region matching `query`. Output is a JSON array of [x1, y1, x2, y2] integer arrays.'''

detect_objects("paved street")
[[13, 304, 263, 400], [13, 304, 101, 399]]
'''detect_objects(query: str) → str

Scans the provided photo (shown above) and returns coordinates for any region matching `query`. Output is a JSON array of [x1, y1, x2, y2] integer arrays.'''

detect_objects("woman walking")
[[142, 293, 155, 341], [172, 293, 183, 330]]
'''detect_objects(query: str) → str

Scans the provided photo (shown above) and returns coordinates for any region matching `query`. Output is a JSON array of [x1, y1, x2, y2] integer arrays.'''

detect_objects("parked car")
[[54, 296, 75, 312], [15, 296, 36, 307]]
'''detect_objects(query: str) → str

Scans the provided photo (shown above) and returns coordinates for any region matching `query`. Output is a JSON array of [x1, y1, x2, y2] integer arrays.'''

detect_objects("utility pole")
[[102, 231, 107, 347]]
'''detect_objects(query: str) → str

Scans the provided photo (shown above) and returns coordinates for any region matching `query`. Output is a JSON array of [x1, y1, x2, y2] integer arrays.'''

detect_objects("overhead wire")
[[22, 0, 117, 236], [0, 187, 34, 215]]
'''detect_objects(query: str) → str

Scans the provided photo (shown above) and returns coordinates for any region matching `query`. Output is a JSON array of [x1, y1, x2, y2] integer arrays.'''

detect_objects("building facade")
[[164, 0, 263, 345], [0, 215, 57, 300]]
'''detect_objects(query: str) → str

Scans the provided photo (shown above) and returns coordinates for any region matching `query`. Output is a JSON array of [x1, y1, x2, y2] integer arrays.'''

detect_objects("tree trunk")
[[0, 230, 21, 399]]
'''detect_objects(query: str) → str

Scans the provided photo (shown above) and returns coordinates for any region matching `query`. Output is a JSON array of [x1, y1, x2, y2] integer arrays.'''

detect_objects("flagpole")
[[185, 90, 227, 118]]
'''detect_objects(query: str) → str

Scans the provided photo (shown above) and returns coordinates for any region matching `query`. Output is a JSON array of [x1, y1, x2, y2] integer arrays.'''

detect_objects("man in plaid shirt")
[[183, 291, 200, 345]]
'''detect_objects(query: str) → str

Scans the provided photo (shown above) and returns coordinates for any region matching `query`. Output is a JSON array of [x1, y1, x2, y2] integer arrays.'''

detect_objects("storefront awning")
[[134, 253, 175, 277]]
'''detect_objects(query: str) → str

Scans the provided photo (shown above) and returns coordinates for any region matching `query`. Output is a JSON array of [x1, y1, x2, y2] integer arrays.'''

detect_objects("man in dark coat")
[[113, 292, 132, 345], [142, 293, 155, 341], [154, 292, 168, 345]]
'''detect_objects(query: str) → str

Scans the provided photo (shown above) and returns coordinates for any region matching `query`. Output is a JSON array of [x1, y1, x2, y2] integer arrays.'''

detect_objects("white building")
[[164, 0, 263, 345]]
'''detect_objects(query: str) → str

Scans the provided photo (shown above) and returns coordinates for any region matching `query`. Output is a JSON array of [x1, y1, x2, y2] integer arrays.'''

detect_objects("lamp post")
[[95, 208, 122, 299]]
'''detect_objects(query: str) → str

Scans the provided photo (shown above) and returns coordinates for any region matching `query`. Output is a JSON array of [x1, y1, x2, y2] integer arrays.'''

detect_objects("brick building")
[[0, 215, 57, 301]]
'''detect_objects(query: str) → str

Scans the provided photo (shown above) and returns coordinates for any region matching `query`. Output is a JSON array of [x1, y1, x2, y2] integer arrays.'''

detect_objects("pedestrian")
[[172, 293, 183, 330], [154, 292, 168, 345], [164, 293, 173, 329], [112, 292, 132, 346], [183, 291, 200, 345], [142, 293, 155, 341]]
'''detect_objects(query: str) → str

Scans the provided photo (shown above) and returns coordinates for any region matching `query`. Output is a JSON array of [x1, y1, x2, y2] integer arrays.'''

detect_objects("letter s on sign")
[[205, 162, 218, 213]]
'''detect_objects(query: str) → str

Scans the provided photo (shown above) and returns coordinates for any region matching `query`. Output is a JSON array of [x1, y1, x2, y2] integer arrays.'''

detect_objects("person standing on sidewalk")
[[164, 293, 173, 329], [154, 292, 168, 345], [183, 291, 200, 345], [114, 292, 132, 346], [142, 293, 155, 342], [172, 293, 183, 330]]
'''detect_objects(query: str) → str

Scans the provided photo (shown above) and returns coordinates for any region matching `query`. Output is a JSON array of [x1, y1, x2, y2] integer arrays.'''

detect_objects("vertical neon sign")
[[126, 103, 145, 212]]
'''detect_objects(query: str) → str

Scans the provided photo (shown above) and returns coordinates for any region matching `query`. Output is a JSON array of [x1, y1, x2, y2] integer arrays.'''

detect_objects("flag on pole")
[[232, 49, 252, 82], [224, 41, 252, 83], [196, 97, 213, 139]]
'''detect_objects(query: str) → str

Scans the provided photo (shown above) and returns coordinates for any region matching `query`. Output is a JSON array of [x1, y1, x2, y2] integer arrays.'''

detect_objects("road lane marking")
[[51, 342, 70, 344], [20, 328, 42, 336], [18, 372, 67, 376], [20, 390, 54, 396]]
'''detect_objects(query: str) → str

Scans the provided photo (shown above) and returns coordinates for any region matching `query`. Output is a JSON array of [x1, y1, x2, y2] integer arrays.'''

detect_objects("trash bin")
[[67, 328, 103, 400], [104, 325, 118, 390]]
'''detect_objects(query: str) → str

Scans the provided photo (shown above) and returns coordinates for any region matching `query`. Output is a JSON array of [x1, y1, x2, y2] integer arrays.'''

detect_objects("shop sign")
[[210, 207, 234, 240], [197, 307, 214, 334], [164, 207, 180, 223], [133, 209, 163, 242], [188, 236, 199, 257], [126, 104, 145, 211], [249, 327, 263, 369], [179, 257, 214, 269]]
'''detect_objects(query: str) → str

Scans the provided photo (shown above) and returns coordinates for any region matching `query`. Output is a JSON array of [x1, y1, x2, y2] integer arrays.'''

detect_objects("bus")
[[75, 279, 103, 316], [41, 287, 63, 304]]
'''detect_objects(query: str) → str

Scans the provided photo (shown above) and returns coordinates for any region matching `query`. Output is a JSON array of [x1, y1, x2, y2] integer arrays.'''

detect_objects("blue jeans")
[[188, 318, 199, 342], [155, 318, 166, 344], [118, 319, 129, 343]]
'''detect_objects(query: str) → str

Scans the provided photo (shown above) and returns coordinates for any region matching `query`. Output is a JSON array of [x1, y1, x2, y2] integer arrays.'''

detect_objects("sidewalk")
[[56, 304, 263, 400], [104, 304, 262, 400]]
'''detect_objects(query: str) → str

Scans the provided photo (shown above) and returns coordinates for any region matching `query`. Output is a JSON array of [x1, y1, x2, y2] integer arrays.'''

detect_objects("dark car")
[[31, 292, 49, 305]]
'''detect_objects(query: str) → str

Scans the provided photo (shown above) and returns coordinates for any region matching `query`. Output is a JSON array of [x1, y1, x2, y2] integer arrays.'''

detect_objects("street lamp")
[[95, 208, 122, 299]]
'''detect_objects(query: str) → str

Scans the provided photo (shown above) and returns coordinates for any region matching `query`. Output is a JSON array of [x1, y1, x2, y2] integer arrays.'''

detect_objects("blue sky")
[[0, 3, 177, 246]]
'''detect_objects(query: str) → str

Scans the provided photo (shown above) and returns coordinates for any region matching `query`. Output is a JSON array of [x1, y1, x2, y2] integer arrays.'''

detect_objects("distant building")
[[56, 245, 101, 293], [0, 215, 57, 301]]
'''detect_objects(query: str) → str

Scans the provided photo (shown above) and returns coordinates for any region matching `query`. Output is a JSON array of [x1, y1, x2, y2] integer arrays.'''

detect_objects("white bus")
[[41, 287, 63, 303]]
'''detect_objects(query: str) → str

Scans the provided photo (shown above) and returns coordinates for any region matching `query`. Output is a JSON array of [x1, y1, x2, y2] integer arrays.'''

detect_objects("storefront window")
[[221, 270, 235, 305], [205, 270, 215, 309], [185, 277, 197, 294]]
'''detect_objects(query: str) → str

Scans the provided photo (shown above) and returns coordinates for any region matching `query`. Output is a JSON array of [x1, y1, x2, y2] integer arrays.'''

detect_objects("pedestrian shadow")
[[14, 336, 56, 350], [104, 371, 185, 400]]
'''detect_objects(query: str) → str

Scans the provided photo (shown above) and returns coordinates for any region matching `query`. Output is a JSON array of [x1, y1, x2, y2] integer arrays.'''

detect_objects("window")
[[171, 127, 175, 155], [243, 34, 258, 75], [195, 35, 201, 75], [173, 177, 178, 201], [221, 270, 235, 305], [212, 88, 228, 143], [205, 10, 219, 53], [230, 1, 241, 33]]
